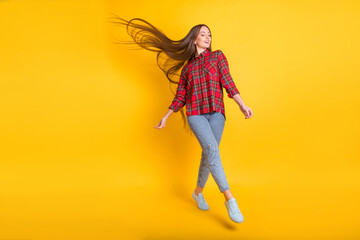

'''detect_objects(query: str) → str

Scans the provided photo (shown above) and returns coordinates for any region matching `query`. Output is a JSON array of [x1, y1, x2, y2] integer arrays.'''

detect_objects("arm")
[[168, 67, 188, 113], [218, 50, 253, 119], [217, 50, 240, 99], [155, 66, 188, 129], [232, 93, 246, 109], [163, 109, 174, 119], [234, 93, 253, 119]]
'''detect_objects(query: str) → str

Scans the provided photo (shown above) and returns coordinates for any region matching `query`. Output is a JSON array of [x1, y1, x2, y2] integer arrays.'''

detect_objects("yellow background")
[[0, 0, 359, 239]]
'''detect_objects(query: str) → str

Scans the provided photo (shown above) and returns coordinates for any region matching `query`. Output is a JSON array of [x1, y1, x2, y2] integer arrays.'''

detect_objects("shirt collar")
[[193, 48, 210, 60]]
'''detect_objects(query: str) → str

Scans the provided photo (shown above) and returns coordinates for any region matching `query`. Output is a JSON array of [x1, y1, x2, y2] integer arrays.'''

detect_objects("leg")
[[195, 112, 226, 194], [193, 113, 243, 223], [223, 190, 234, 201], [194, 185, 204, 195], [194, 151, 210, 194], [208, 112, 235, 201], [187, 113, 230, 193]]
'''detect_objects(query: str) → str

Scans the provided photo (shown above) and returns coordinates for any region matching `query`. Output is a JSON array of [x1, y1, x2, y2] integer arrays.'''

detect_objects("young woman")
[[111, 17, 253, 223]]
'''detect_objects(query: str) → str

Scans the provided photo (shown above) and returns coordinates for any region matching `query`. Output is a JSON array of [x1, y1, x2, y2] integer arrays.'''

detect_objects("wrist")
[[238, 101, 246, 108]]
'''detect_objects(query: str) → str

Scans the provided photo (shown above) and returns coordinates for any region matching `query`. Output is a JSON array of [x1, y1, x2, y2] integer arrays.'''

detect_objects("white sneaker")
[[225, 198, 244, 223], [192, 191, 209, 211]]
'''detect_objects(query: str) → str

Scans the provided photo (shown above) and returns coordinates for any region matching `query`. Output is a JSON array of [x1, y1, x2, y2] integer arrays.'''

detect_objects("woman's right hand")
[[154, 117, 167, 129]]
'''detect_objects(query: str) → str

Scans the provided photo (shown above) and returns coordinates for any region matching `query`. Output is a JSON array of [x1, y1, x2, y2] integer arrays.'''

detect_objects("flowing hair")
[[108, 15, 212, 130]]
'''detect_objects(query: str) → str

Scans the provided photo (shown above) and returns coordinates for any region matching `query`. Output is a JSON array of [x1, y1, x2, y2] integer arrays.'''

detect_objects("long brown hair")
[[108, 15, 212, 130]]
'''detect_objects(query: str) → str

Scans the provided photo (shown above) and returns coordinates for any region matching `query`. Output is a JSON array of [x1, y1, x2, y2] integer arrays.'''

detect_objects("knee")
[[204, 143, 220, 157], [204, 143, 211, 155]]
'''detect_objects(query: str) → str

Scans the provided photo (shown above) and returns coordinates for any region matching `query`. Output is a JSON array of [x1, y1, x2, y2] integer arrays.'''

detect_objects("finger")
[[245, 110, 250, 118]]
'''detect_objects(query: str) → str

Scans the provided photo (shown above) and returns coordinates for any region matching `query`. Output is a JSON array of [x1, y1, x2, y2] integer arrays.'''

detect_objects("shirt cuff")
[[227, 88, 240, 99], [169, 105, 179, 112]]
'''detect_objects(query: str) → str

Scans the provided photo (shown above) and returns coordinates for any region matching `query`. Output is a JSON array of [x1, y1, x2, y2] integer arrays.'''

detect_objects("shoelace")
[[197, 194, 206, 205], [200, 196, 207, 206], [229, 201, 241, 215]]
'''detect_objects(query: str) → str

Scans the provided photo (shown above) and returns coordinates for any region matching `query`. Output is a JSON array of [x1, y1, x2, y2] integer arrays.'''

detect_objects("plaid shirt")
[[169, 48, 239, 119]]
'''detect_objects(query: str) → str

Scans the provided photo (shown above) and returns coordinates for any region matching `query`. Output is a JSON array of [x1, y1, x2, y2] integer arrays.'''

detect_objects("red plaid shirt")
[[169, 48, 239, 119]]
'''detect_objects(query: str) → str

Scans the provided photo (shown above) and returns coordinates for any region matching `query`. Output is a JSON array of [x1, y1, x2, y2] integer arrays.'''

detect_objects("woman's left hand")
[[240, 105, 253, 119]]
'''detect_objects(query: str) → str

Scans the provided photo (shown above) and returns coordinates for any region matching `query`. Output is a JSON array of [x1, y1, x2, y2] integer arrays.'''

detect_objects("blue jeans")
[[187, 111, 230, 193]]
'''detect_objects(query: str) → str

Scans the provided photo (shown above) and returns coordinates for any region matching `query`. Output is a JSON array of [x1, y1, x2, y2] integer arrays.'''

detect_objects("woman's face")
[[195, 26, 211, 50]]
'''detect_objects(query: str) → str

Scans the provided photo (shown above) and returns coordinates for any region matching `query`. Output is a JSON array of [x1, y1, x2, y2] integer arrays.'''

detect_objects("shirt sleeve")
[[169, 65, 188, 112], [217, 50, 240, 98]]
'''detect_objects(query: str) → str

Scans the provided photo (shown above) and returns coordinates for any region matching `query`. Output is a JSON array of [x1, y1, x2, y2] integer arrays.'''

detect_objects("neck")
[[196, 48, 207, 57]]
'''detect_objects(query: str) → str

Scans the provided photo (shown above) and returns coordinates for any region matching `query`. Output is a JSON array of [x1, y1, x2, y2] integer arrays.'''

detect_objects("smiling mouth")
[[205, 41, 210, 44]]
